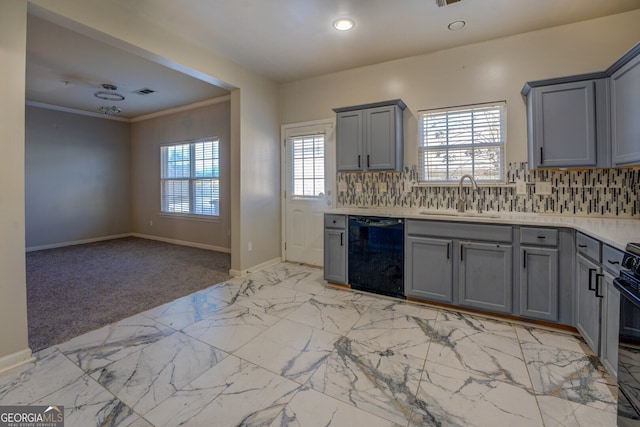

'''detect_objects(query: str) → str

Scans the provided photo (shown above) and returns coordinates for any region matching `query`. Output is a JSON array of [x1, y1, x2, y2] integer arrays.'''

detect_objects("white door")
[[282, 121, 335, 266]]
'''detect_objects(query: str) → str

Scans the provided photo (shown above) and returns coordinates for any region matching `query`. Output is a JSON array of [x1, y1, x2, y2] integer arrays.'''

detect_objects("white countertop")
[[329, 207, 640, 251]]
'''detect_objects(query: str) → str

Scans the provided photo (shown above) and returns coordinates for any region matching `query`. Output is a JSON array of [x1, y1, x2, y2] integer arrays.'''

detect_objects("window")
[[290, 133, 325, 197], [161, 139, 220, 216], [418, 101, 505, 183]]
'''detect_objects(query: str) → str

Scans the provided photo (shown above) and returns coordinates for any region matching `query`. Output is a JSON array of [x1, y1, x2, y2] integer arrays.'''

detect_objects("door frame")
[[280, 118, 336, 263]]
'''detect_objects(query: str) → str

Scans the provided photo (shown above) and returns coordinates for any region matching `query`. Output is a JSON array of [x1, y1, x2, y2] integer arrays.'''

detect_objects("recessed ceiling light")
[[448, 20, 466, 31], [333, 18, 355, 31]]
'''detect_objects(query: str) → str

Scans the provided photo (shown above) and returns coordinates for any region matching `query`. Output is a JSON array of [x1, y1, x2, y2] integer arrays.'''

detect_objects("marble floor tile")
[[235, 318, 339, 384], [521, 342, 616, 411], [235, 285, 313, 318], [92, 331, 227, 414], [269, 385, 404, 427], [0, 350, 86, 405], [145, 355, 300, 427], [140, 290, 231, 330], [182, 304, 279, 352], [58, 313, 175, 375], [515, 325, 587, 353], [536, 394, 617, 427], [426, 321, 532, 389], [435, 309, 517, 335], [200, 277, 268, 305], [286, 295, 368, 335], [410, 362, 543, 427], [31, 374, 138, 427], [347, 306, 435, 360], [308, 336, 423, 425]]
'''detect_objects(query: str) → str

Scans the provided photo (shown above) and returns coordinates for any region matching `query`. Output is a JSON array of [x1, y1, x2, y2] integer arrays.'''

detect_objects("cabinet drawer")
[[324, 214, 346, 229], [576, 232, 601, 262], [407, 220, 512, 242], [602, 244, 624, 276], [520, 227, 558, 246]]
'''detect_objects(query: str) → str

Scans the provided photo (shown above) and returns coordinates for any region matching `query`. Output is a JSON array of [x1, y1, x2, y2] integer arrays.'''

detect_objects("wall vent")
[[133, 88, 156, 95], [436, 0, 461, 6]]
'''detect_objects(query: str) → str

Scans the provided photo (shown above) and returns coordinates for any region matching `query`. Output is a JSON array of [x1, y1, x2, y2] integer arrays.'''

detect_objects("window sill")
[[157, 212, 222, 223]]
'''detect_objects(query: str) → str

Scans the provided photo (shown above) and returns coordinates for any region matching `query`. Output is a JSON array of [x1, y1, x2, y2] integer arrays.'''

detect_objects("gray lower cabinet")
[[459, 241, 512, 314], [575, 252, 601, 354], [323, 214, 347, 284], [519, 246, 559, 321], [405, 235, 453, 302]]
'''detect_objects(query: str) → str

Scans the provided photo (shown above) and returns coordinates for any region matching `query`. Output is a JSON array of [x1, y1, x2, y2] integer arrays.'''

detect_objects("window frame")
[[288, 133, 326, 200], [417, 101, 506, 185], [160, 138, 221, 218]]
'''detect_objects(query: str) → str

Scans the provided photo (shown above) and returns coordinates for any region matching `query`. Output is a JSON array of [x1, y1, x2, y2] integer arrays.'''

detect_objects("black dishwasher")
[[348, 216, 404, 298]]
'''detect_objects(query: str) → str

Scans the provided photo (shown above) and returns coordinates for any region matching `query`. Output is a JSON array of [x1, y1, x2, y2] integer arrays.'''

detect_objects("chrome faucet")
[[458, 174, 478, 213]]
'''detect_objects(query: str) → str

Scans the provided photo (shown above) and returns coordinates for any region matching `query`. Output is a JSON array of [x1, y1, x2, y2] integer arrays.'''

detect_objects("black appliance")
[[348, 216, 404, 299], [614, 243, 640, 425]]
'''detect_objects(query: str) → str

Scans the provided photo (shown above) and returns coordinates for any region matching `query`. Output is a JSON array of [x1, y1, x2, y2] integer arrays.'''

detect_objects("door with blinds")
[[282, 121, 335, 266]]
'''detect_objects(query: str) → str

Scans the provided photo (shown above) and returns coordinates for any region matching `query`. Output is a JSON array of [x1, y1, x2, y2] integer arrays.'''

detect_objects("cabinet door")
[[601, 271, 619, 380], [530, 81, 597, 168], [323, 228, 347, 284], [459, 242, 512, 313], [405, 236, 453, 302], [520, 247, 559, 322], [365, 106, 399, 171], [575, 253, 601, 354], [611, 53, 640, 165], [336, 110, 363, 171]]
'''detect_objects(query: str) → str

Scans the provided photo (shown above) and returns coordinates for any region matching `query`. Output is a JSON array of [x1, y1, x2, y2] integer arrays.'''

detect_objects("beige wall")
[[28, 0, 283, 274], [25, 106, 131, 249], [280, 10, 640, 166], [0, 0, 30, 367], [131, 101, 231, 250]]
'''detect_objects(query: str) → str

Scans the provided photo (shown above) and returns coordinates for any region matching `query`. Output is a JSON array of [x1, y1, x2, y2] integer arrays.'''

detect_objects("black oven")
[[614, 244, 640, 425]]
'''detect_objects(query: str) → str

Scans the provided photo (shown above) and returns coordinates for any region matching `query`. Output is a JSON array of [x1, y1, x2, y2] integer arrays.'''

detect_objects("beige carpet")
[[26, 237, 231, 352]]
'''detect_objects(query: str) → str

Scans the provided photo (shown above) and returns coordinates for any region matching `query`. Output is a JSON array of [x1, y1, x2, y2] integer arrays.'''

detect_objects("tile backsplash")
[[336, 163, 640, 218]]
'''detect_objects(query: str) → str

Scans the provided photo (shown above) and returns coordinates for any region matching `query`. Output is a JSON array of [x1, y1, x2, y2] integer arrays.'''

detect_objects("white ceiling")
[[26, 0, 640, 119]]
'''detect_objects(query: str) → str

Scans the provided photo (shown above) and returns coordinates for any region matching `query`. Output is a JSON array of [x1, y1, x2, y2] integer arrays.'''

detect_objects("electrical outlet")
[[516, 180, 527, 195], [536, 182, 553, 195], [378, 182, 387, 193], [338, 181, 347, 193], [149, 220, 153, 227], [248, 241, 253, 251], [355, 182, 362, 193]]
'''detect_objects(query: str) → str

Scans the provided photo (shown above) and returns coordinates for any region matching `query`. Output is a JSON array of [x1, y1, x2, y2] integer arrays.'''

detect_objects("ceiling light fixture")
[[94, 83, 125, 101], [98, 105, 122, 115], [333, 18, 355, 31], [448, 20, 466, 31]]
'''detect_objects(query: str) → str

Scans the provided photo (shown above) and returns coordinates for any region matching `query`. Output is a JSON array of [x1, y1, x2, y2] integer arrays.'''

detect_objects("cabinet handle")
[[446, 243, 450, 260], [607, 260, 620, 265], [537, 236, 546, 239], [540, 147, 544, 163], [460, 245, 464, 261], [358, 155, 361, 168], [367, 155, 370, 168], [578, 244, 587, 248], [340, 232, 344, 246], [588, 268, 597, 291], [595, 274, 604, 298], [523, 250, 527, 268]]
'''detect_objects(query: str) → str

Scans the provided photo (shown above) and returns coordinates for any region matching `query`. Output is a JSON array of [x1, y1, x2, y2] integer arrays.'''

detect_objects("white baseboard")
[[131, 233, 231, 253], [26, 234, 133, 252], [229, 257, 282, 277], [0, 349, 34, 375]]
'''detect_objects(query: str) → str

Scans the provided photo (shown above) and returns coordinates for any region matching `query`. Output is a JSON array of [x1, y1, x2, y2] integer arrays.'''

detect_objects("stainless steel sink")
[[419, 211, 502, 219]]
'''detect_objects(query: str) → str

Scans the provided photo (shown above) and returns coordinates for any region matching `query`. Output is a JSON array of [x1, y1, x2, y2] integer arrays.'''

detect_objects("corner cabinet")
[[323, 214, 348, 284], [333, 99, 406, 172], [610, 45, 640, 166]]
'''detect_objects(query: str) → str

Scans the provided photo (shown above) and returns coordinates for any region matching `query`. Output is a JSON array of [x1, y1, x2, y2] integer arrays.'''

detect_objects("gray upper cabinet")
[[334, 99, 405, 172], [610, 46, 640, 166], [526, 79, 607, 168]]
